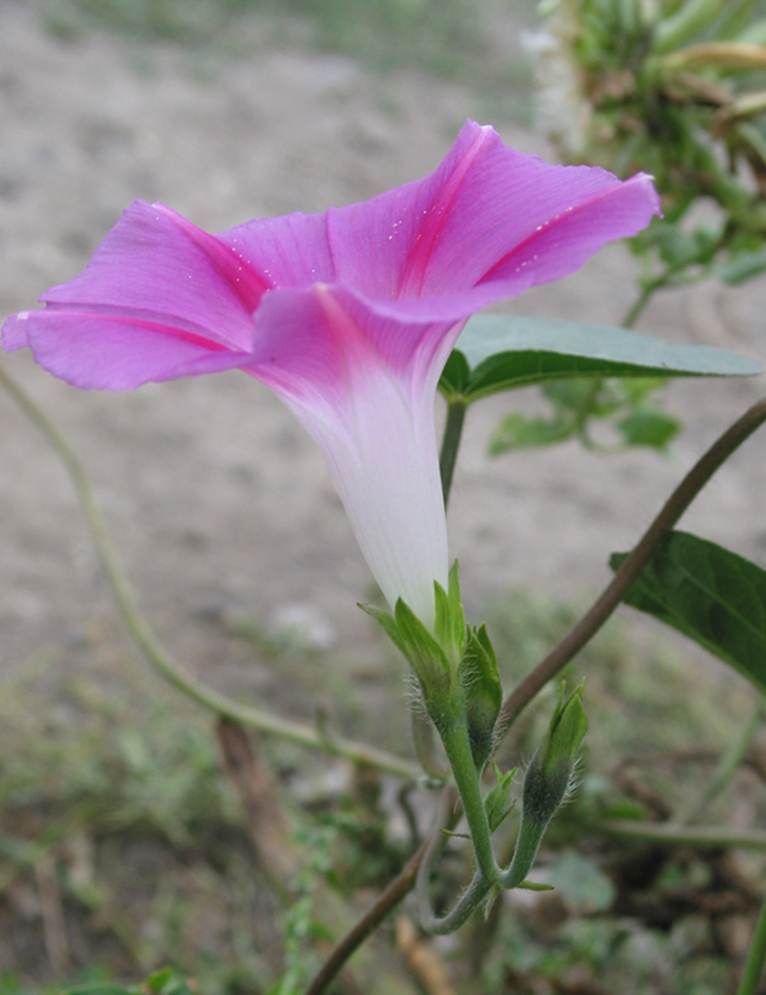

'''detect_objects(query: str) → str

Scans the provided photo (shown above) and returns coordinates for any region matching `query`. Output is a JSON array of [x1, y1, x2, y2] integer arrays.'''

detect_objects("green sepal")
[[434, 561, 468, 667], [484, 762, 517, 833], [523, 680, 588, 828], [544, 680, 588, 777], [358, 602, 408, 658], [500, 686, 587, 892], [458, 624, 502, 770], [393, 598, 453, 725], [360, 598, 450, 688]]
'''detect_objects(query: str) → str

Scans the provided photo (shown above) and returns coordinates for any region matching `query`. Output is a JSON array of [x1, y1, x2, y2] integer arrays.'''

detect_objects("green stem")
[[499, 818, 547, 890], [439, 713, 498, 885], [418, 868, 491, 935], [622, 265, 685, 329], [622, 281, 658, 329], [737, 892, 766, 995], [599, 819, 766, 850], [0, 362, 420, 781], [439, 399, 467, 508], [679, 697, 766, 823], [416, 787, 491, 935]]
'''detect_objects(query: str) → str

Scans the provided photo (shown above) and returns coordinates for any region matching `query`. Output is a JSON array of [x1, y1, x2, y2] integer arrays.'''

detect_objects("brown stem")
[[497, 394, 766, 737], [306, 786, 459, 995], [215, 718, 297, 902]]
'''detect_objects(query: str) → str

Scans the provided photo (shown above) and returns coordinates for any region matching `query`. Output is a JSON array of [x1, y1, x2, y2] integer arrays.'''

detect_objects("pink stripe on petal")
[[217, 211, 336, 289], [329, 286, 466, 383], [245, 287, 348, 408], [42, 201, 259, 354], [396, 123, 494, 298], [154, 204, 270, 313], [247, 285, 464, 407], [23, 310, 249, 390], [479, 172, 661, 288], [324, 123, 498, 301]]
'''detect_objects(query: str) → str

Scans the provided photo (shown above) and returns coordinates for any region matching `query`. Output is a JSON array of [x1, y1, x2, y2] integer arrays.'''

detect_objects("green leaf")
[[545, 851, 616, 913], [616, 409, 681, 449], [439, 348, 471, 398], [544, 680, 588, 780], [611, 531, 766, 695], [489, 413, 574, 453], [441, 315, 759, 403], [718, 249, 766, 284], [62, 988, 132, 995], [393, 599, 453, 726]]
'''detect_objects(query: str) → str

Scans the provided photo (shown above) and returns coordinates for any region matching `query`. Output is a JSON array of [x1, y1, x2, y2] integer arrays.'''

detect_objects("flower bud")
[[522, 680, 587, 827], [458, 624, 502, 771], [500, 682, 588, 891]]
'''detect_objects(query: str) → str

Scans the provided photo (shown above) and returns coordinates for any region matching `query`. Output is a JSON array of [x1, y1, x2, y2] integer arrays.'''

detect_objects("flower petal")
[[41, 200, 264, 353], [0, 121, 661, 627], [216, 210, 336, 289], [245, 284, 453, 626], [9, 309, 252, 390], [326, 121, 660, 303]]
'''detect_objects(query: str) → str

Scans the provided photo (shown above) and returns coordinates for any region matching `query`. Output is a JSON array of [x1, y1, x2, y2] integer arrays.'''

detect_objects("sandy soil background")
[[2, 0, 766, 722]]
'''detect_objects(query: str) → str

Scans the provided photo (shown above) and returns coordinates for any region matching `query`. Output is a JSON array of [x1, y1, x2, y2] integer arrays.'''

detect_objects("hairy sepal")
[[433, 561, 468, 668], [458, 624, 502, 770], [485, 762, 517, 834]]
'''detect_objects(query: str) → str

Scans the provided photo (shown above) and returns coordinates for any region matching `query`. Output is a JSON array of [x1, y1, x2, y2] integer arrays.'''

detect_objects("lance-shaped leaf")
[[611, 531, 766, 696], [440, 315, 760, 403]]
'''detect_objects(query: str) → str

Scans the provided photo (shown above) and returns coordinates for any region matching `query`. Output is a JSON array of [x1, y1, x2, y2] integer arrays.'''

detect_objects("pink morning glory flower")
[[2, 122, 659, 630]]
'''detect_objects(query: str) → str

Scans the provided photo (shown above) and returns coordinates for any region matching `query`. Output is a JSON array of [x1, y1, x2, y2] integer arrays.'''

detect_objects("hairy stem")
[[439, 716, 498, 885], [497, 394, 766, 739], [418, 867, 491, 936], [0, 362, 420, 780], [498, 818, 547, 890]]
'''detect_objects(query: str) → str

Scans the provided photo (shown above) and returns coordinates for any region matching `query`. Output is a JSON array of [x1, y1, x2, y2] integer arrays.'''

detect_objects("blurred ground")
[[1, 0, 766, 719]]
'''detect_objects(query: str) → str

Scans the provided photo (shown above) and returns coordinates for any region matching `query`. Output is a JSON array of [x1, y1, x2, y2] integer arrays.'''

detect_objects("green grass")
[[1, 593, 763, 993]]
